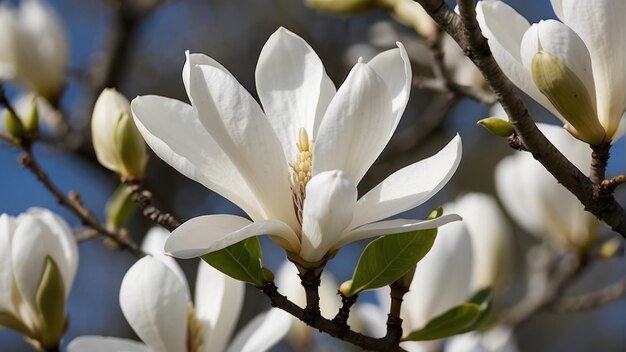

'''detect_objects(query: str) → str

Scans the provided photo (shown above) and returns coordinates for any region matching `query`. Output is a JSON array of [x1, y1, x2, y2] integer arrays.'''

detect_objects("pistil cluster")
[[289, 128, 314, 225]]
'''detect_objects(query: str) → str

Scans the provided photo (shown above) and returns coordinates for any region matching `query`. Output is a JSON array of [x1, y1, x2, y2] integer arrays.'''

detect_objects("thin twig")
[[415, 0, 626, 237], [552, 275, 626, 312], [124, 178, 180, 231], [385, 282, 409, 343]]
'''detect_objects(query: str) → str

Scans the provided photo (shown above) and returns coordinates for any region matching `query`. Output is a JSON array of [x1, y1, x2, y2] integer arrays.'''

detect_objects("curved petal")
[[119, 256, 189, 352], [367, 42, 412, 141], [226, 308, 292, 352], [0, 214, 17, 314], [301, 170, 357, 263], [476, 1, 561, 119], [335, 214, 462, 249], [25, 208, 78, 297], [195, 261, 244, 352], [131, 96, 262, 221], [185, 52, 297, 227], [141, 227, 187, 292], [165, 215, 300, 259], [445, 194, 513, 292], [0, 6, 17, 79], [559, 0, 626, 136], [256, 27, 336, 163], [402, 219, 473, 331], [551, 0, 563, 20], [312, 62, 393, 185], [67, 336, 149, 352], [520, 20, 597, 111], [350, 135, 461, 229]]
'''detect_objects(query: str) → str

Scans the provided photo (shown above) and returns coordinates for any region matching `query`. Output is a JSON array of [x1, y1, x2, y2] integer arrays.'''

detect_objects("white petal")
[[551, 0, 564, 20], [141, 227, 188, 292], [165, 215, 300, 259], [401, 219, 473, 331], [445, 194, 513, 292], [559, 0, 626, 136], [350, 135, 461, 228], [0, 6, 17, 79], [335, 214, 462, 250], [12, 212, 77, 312], [0, 214, 17, 314], [445, 325, 519, 352], [195, 261, 244, 352], [185, 53, 297, 227], [256, 27, 336, 163], [226, 308, 292, 352], [367, 42, 412, 141], [131, 96, 263, 221], [301, 170, 357, 262], [119, 256, 189, 352], [92, 89, 131, 174], [476, 1, 561, 118], [312, 62, 393, 185], [67, 336, 149, 352], [520, 20, 596, 112]]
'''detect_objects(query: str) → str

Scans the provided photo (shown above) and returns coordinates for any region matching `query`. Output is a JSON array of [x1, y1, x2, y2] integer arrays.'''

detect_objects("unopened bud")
[[531, 51, 605, 145], [261, 267, 275, 283], [4, 109, 24, 138], [428, 206, 444, 220], [477, 117, 515, 137], [24, 98, 39, 133], [105, 184, 135, 229], [35, 256, 66, 349], [339, 280, 354, 296], [92, 88, 147, 178]]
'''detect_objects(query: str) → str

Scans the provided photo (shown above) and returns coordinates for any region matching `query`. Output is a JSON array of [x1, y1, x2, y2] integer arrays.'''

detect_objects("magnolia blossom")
[[69, 228, 291, 352], [0, 208, 78, 349], [132, 27, 462, 267], [476, 0, 626, 144], [357, 194, 511, 351], [92, 88, 147, 178], [496, 123, 600, 251], [0, 0, 67, 100]]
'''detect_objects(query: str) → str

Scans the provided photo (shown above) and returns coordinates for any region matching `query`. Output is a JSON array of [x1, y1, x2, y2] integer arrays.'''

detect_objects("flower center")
[[289, 127, 314, 225]]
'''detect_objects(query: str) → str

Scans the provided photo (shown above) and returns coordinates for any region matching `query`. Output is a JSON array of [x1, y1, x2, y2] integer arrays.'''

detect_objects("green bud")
[[531, 51, 606, 145], [4, 109, 24, 138], [261, 267, 275, 283], [113, 112, 147, 178], [105, 184, 135, 229], [306, 0, 375, 14], [23, 98, 40, 133], [427, 206, 443, 220], [477, 117, 515, 137], [35, 256, 66, 349], [339, 280, 354, 296]]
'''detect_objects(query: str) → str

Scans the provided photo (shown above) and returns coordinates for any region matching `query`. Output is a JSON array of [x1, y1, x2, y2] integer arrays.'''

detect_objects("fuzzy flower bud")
[[92, 88, 147, 178]]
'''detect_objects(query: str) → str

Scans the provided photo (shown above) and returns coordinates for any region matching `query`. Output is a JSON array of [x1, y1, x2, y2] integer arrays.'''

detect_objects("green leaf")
[[402, 287, 494, 341], [345, 228, 437, 296], [201, 237, 265, 286], [105, 184, 135, 229], [36, 256, 66, 349]]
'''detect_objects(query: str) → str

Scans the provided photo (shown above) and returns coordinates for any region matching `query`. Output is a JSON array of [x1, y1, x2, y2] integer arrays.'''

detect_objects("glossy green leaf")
[[36, 256, 66, 348], [345, 228, 437, 296], [403, 287, 493, 341], [201, 237, 265, 286]]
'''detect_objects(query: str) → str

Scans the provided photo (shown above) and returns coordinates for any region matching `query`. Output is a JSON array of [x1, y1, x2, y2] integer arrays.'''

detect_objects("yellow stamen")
[[290, 128, 314, 225]]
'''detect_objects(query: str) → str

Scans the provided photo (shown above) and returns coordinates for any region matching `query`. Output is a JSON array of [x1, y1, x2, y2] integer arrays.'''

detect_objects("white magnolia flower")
[[446, 325, 518, 352], [0, 208, 78, 349], [92, 88, 147, 178], [131, 27, 462, 267], [0, 0, 67, 100], [69, 229, 292, 352], [476, 0, 626, 144], [496, 123, 600, 251]]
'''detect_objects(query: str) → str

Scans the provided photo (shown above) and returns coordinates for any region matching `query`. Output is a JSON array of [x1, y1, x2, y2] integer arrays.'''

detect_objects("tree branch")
[[414, 0, 626, 237], [552, 275, 626, 312], [261, 281, 407, 351], [124, 178, 181, 232]]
